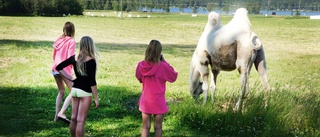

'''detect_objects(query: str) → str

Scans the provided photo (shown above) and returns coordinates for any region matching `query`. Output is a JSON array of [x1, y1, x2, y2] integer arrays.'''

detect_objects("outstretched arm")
[[91, 85, 99, 109]]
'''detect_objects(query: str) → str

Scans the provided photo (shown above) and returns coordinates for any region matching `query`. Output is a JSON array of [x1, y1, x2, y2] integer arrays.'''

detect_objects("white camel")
[[189, 8, 270, 111]]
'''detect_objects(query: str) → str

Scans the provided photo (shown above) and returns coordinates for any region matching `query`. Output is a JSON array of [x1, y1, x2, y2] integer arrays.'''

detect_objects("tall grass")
[[0, 12, 319, 136]]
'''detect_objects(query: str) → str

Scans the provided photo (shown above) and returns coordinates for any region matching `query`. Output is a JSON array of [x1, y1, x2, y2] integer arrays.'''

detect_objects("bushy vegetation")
[[0, 0, 319, 16], [0, 12, 319, 136], [0, 0, 83, 16]]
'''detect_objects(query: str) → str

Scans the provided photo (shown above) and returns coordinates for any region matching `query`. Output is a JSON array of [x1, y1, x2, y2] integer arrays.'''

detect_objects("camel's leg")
[[196, 53, 210, 105], [202, 74, 209, 105], [245, 51, 256, 97], [254, 47, 270, 91], [254, 47, 270, 108], [199, 51, 211, 105], [210, 70, 219, 103], [235, 66, 249, 112], [236, 51, 255, 112]]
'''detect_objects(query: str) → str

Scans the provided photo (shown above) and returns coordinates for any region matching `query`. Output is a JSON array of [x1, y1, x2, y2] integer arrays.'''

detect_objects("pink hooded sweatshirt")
[[51, 36, 76, 76], [136, 60, 178, 114]]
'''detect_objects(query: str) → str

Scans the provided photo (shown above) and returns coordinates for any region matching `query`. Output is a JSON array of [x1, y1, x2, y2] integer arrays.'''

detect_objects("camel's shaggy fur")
[[190, 8, 270, 111]]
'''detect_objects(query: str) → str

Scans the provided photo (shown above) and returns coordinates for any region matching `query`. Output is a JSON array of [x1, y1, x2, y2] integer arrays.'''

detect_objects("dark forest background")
[[0, 0, 318, 16]]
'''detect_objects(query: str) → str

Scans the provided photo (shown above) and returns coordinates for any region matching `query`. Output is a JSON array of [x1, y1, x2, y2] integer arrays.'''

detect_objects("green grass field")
[[0, 12, 320, 136]]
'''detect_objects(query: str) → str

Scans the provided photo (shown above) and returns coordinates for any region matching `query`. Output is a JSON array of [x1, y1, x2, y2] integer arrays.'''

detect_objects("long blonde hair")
[[144, 40, 162, 63], [76, 36, 99, 76]]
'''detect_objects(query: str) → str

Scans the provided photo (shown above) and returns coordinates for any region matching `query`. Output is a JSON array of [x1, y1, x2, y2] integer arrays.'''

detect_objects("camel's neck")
[[201, 24, 221, 38], [204, 24, 215, 33]]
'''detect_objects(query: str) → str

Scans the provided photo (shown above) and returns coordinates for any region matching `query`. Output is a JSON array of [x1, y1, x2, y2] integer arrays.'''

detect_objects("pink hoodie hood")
[[137, 61, 161, 77], [53, 36, 73, 50]]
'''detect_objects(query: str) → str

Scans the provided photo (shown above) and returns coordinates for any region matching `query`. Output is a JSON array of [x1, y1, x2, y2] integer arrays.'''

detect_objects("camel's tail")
[[251, 32, 262, 50]]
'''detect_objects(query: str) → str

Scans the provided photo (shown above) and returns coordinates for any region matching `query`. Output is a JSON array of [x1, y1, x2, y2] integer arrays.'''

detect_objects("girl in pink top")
[[136, 40, 178, 137], [52, 21, 76, 124]]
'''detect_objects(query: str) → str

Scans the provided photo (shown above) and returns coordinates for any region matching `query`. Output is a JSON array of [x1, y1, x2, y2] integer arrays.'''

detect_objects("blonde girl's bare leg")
[[70, 97, 79, 137], [54, 75, 66, 121], [154, 114, 164, 137], [141, 113, 151, 137], [75, 96, 92, 137], [57, 77, 73, 119], [57, 94, 72, 119]]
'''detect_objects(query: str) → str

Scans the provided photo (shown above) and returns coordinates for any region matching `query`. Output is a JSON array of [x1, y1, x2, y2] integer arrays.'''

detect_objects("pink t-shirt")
[[51, 36, 76, 76], [136, 60, 178, 114]]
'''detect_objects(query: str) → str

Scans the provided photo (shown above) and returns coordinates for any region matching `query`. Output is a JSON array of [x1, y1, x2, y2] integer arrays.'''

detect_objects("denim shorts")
[[71, 88, 92, 97], [52, 71, 59, 75]]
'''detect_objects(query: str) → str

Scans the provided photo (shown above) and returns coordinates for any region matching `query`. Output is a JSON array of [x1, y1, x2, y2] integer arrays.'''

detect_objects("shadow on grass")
[[0, 39, 196, 58], [0, 85, 141, 136], [0, 84, 216, 137], [1, 86, 320, 136], [0, 39, 53, 48]]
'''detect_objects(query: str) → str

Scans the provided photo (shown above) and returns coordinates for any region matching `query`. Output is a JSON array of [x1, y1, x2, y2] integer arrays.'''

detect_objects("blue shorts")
[[71, 88, 92, 97], [52, 71, 59, 75]]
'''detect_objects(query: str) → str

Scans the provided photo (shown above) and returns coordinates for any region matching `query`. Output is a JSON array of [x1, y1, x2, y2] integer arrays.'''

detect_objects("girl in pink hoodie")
[[136, 40, 178, 137], [52, 21, 76, 124]]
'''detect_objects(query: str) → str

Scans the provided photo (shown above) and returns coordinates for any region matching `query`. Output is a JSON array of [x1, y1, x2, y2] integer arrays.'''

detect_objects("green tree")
[[10, 0, 23, 14], [221, 5, 229, 13], [192, 3, 197, 13], [126, 0, 133, 12], [105, 0, 110, 10], [178, 1, 186, 12], [207, 2, 213, 12], [133, 0, 140, 11], [112, 0, 119, 11], [149, 0, 155, 12], [245, 1, 261, 14], [164, 1, 170, 12], [32, 0, 39, 15], [68, 0, 83, 15]]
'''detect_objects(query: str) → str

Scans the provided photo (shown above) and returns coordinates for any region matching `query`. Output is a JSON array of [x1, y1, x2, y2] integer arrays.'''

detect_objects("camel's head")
[[191, 81, 203, 100], [189, 52, 204, 99], [208, 11, 221, 27]]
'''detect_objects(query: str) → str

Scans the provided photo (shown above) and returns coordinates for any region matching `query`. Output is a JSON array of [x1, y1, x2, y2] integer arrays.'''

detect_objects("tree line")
[[0, 0, 83, 16], [0, 0, 318, 16]]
